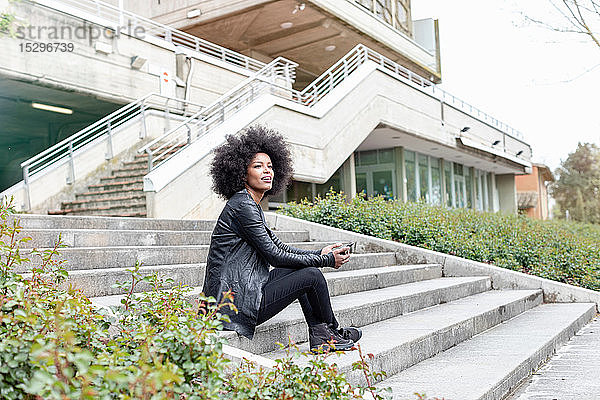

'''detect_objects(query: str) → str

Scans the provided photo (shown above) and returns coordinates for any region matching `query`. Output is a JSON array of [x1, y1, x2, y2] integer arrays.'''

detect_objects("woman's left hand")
[[321, 242, 343, 255]]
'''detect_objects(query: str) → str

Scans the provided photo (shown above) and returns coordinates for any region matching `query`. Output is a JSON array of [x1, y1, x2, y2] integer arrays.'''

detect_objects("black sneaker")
[[309, 323, 355, 353], [337, 326, 362, 343]]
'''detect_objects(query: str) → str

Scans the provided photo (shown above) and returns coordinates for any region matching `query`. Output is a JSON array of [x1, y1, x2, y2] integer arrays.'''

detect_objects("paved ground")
[[508, 315, 600, 400]]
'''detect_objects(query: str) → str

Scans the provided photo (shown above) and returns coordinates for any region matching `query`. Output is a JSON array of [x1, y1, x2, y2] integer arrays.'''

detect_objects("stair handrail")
[[139, 44, 528, 174], [34, 0, 266, 72], [137, 57, 299, 171], [19, 93, 204, 210]]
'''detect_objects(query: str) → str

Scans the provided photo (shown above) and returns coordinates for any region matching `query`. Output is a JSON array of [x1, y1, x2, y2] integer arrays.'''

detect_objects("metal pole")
[[23, 166, 31, 211], [105, 119, 114, 160], [67, 141, 75, 184]]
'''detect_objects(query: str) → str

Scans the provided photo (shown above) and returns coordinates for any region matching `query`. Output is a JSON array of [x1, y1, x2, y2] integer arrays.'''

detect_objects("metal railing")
[[20, 93, 204, 210], [35, 0, 266, 72], [138, 45, 527, 175], [138, 58, 298, 171]]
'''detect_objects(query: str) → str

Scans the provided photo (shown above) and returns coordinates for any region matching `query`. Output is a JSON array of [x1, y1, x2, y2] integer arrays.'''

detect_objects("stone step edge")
[[86, 263, 442, 303], [264, 289, 543, 381], [221, 276, 491, 354], [376, 302, 596, 400]]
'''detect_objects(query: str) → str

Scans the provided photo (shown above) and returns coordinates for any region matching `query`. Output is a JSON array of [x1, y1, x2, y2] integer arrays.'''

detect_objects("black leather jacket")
[[202, 189, 335, 339]]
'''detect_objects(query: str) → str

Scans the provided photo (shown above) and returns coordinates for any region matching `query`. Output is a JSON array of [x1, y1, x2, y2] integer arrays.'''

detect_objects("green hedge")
[[279, 192, 600, 291]]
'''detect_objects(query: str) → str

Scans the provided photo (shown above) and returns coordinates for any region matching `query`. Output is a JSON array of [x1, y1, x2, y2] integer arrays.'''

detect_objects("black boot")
[[337, 326, 362, 343], [309, 323, 354, 353]]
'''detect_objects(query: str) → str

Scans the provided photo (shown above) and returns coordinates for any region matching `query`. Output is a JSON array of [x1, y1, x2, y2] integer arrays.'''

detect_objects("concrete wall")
[[496, 174, 517, 214], [144, 62, 530, 219], [2, 1, 249, 105]]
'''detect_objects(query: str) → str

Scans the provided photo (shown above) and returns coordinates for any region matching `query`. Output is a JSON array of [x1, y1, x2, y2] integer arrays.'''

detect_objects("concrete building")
[[515, 163, 554, 220], [1, 0, 533, 218]]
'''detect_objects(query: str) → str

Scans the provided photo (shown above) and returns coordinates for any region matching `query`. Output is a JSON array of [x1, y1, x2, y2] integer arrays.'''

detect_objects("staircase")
[[12, 214, 598, 400], [48, 145, 185, 217]]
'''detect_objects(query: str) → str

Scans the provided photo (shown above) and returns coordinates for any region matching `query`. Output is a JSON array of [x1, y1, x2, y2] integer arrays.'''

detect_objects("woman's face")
[[246, 152, 273, 193]]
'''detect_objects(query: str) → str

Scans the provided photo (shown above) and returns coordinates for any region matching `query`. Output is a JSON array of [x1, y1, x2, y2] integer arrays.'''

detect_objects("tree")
[[525, 0, 600, 50], [551, 142, 600, 223]]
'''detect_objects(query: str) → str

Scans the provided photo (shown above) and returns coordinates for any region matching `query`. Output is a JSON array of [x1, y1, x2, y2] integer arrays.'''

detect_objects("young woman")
[[202, 125, 361, 352]]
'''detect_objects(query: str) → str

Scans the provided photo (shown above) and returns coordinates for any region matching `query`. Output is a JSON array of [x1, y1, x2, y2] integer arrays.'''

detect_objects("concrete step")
[[109, 169, 146, 179], [377, 302, 596, 400], [225, 276, 492, 354], [265, 289, 543, 386], [50, 203, 146, 217], [75, 188, 144, 201], [99, 175, 145, 184], [508, 315, 600, 399], [10, 214, 217, 231], [20, 229, 309, 248], [60, 196, 146, 211], [16, 241, 335, 272], [87, 180, 143, 192], [111, 165, 147, 175], [81, 262, 440, 299], [122, 159, 147, 168]]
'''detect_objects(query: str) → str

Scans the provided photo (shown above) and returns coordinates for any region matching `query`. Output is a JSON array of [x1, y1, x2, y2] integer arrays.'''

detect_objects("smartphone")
[[338, 242, 355, 255]]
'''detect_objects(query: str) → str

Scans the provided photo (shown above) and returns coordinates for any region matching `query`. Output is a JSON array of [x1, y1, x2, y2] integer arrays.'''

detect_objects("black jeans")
[[256, 267, 338, 329]]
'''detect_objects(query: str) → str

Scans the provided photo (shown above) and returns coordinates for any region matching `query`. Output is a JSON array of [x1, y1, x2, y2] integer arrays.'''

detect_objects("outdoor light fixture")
[[460, 126, 470, 133], [324, 45, 336, 51], [187, 8, 201, 18], [130, 55, 147, 69], [31, 102, 73, 115], [292, 3, 305, 13], [280, 22, 293, 29], [516, 150, 524, 156], [492, 140, 501, 146]]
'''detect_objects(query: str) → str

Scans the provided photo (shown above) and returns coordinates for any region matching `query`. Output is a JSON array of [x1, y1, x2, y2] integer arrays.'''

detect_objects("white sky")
[[412, 0, 600, 171]]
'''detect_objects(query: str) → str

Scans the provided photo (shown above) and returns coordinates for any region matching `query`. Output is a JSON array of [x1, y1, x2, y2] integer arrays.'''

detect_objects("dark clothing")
[[256, 267, 338, 328], [202, 189, 335, 339]]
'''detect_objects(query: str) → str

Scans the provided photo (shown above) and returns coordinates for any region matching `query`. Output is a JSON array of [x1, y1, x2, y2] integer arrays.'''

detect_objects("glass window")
[[287, 181, 313, 202], [418, 154, 428, 202], [444, 161, 452, 207], [359, 150, 377, 166], [378, 148, 394, 164], [430, 157, 441, 205], [372, 170, 394, 199], [315, 170, 341, 198], [356, 172, 367, 196], [453, 163, 463, 176], [405, 150, 416, 202]]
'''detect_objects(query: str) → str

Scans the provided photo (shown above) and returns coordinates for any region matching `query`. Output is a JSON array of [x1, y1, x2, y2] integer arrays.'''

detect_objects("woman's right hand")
[[332, 246, 350, 269]]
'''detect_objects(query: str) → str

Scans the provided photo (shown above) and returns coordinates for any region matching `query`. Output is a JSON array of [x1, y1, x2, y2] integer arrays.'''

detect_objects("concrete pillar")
[[395, 147, 407, 202], [342, 153, 357, 202], [496, 174, 517, 214]]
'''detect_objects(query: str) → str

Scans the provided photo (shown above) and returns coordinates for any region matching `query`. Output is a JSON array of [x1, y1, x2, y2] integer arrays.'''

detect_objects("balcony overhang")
[[158, 0, 440, 86]]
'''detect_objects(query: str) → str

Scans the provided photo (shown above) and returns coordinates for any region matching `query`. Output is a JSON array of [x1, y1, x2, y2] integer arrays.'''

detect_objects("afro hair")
[[210, 125, 294, 199]]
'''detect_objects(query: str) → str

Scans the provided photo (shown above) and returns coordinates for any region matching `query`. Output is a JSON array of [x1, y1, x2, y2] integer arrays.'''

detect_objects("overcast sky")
[[412, 0, 600, 171]]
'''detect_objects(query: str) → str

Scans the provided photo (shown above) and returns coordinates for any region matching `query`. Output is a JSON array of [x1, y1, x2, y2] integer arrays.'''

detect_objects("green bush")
[[280, 191, 600, 291], [0, 198, 392, 399]]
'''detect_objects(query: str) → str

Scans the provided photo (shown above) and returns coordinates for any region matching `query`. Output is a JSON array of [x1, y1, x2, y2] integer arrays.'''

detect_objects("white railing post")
[[186, 125, 192, 145], [105, 119, 114, 159], [147, 150, 153, 172], [140, 99, 147, 138], [67, 141, 75, 185], [22, 166, 31, 211]]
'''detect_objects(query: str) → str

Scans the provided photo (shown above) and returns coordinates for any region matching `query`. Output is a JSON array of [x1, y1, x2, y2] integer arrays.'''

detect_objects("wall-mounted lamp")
[[460, 126, 470, 133], [492, 140, 501, 146], [130, 55, 147, 69], [32, 102, 73, 114], [516, 150, 524, 156]]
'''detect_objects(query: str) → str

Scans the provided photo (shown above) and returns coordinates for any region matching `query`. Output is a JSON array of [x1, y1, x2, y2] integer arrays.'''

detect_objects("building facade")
[[515, 164, 554, 220], [1, 0, 532, 218]]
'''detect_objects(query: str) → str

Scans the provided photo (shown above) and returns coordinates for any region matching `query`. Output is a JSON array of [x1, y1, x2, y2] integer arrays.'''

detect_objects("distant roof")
[[533, 163, 554, 182]]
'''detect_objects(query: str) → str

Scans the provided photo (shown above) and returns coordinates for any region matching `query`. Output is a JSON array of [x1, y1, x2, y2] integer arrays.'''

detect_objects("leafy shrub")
[[280, 191, 600, 291], [0, 198, 392, 399]]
